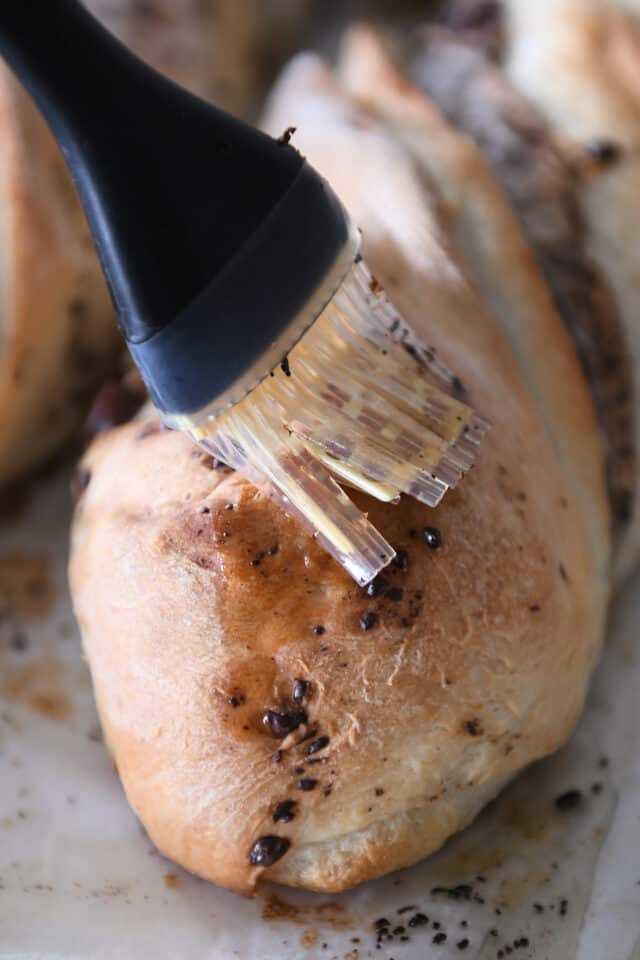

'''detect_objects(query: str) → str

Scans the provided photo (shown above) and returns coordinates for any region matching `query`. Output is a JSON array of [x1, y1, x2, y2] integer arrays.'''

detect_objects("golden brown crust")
[[70, 45, 608, 894]]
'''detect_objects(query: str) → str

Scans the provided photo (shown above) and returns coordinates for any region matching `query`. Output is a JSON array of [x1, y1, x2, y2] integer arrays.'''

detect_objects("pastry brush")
[[0, 0, 487, 585]]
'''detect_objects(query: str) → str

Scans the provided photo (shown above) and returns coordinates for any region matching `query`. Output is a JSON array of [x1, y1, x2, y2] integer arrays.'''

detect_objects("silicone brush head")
[[177, 253, 489, 585], [0, 0, 488, 584]]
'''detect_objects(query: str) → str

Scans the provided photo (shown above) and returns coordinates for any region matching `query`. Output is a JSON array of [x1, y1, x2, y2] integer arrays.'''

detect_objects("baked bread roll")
[[0, 2, 227, 488], [0, 64, 119, 488], [503, 0, 640, 583], [70, 36, 610, 893], [410, 19, 632, 553]]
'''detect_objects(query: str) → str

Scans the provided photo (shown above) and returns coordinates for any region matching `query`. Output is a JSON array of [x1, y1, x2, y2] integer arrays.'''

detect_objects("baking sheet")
[[0, 460, 639, 960]]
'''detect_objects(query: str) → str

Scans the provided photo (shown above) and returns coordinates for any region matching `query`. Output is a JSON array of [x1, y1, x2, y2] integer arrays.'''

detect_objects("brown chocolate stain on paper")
[[0, 552, 55, 618], [261, 892, 354, 930], [0, 658, 71, 720]]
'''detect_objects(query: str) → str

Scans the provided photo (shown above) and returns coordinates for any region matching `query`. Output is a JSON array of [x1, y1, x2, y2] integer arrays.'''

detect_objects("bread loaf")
[[70, 37, 609, 892], [504, 0, 640, 583]]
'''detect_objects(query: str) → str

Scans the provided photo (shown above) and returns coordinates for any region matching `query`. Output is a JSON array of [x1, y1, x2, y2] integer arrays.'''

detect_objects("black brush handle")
[[0, 0, 351, 414]]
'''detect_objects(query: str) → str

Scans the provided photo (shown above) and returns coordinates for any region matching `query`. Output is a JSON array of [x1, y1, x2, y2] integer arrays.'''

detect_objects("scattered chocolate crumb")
[[9, 632, 28, 652], [533, 904, 544, 914], [277, 125, 296, 145], [263, 707, 306, 738], [490, 929, 499, 936], [495, 908, 502, 915], [560, 898, 568, 916], [227, 696, 242, 708], [461, 920, 468, 927], [465, 719, 481, 736], [307, 736, 330, 756], [498, 952, 504, 959], [408, 913, 429, 928], [392, 926, 405, 936], [599, 756, 609, 769], [296, 778, 318, 791], [515, 938, 529, 949], [433, 922, 441, 930], [200, 506, 210, 514], [248, 835, 290, 866], [457, 939, 470, 951], [555, 789, 583, 812], [360, 611, 379, 631], [375, 787, 385, 796], [591, 782, 603, 794], [388, 586, 404, 602], [585, 140, 621, 166], [397, 905, 416, 915], [312, 625, 325, 635], [433, 932, 447, 944], [423, 527, 442, 549], [367, 575, 388, 597], [374, 918, 390, 929], [392, 549, 409, 571], [292, 679, 310, 702], [432, 883, 474, 901], [273, 800, 297, 823], [281, 356, 291, 377]]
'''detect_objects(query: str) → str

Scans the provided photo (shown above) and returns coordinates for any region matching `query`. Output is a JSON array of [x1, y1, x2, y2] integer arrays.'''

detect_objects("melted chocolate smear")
[[296, 778, 318, 791], [366, 575, 388, 597], [307, 736, 330, 756], [423, 526, 442, 549], [248, 835, 290, 866], [273, 800, 297, 823], [555, 789, 583, 812], [392, 549, 409, 571], [263, 707, 306, 738], [360, 611, 379, 631], [292, 678, 310, 702]]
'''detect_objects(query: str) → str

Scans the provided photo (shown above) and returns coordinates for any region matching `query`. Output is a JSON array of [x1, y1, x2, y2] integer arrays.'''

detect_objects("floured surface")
[[0, 461, 638, 959]]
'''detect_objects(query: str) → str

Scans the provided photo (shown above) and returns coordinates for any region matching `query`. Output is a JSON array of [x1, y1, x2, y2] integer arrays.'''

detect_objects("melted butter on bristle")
[[172, 259, 489, 584]]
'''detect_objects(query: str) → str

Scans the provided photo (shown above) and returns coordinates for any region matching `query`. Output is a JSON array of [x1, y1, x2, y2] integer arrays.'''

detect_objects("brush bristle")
[[191, 259, 489, 585]]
